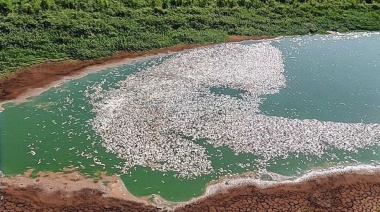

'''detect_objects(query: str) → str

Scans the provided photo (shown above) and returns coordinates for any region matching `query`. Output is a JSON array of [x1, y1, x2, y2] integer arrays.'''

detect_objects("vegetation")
[[0, 0, 380, 76]]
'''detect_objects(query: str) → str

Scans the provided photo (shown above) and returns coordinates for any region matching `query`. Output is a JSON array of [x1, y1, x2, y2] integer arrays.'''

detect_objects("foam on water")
[[87, 40, 380, 179]]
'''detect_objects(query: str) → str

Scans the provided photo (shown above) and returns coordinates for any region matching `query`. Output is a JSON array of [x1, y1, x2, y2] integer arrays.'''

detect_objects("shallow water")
[[259, 33, 380, 176], [1, 33, 380, 201], [210, 86, 247, 99]]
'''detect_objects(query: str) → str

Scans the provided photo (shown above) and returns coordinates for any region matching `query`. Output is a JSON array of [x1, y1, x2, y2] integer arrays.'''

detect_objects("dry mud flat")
[[178, 172, 380, 212], [2, 171, 380, 211], [0, 170, 157, 211], [1, 183, 156, 212]]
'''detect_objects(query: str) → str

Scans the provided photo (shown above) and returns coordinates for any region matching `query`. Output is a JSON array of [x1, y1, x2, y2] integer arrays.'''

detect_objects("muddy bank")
[[0, 35, 270, 102], [0, 170, 160, 211], [1, 183, 158, 212], [178, 171, 380, 211], [2, 170, 380, 211]]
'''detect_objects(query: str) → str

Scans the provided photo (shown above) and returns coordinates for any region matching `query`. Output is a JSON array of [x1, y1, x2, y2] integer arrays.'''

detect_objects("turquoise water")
[[259, 33, 380, 175], [210, 86, 247, 99], [1, 33, 380, 201], [261, 34, 380, 123]]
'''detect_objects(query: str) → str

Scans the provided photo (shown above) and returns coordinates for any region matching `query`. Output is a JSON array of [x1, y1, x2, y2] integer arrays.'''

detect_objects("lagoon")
[[1, 33, 380, 202]]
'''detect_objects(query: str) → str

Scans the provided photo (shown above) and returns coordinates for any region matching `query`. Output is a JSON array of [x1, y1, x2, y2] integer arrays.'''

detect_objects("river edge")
[[176, 165, 380, 211], [2, 165, 380, 211], [0, 35, 272, 109], [2, 32, 380, 210], [0, 34, 272, 209]]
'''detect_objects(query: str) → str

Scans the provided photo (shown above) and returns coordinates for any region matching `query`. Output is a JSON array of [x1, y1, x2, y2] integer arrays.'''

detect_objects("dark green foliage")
[[0, 0, 380, 76]]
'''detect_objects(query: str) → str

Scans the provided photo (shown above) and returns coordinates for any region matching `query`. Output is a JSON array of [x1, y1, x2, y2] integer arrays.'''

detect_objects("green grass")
[[0, 0, 380, 76]]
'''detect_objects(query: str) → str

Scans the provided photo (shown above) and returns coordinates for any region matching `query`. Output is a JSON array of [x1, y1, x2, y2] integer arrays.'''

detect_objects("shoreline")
[[1, 169, 148, 204], [178, 164, 380, 208], [177, 165, 380, 211], [1, 170, 158, 211], [3, 165, 380, 211], [3, 32, 380, 210], [0, 35, 271, 109]]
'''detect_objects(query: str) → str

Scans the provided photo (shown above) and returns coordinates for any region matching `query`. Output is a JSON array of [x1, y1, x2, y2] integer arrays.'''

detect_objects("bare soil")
[[2, 171, 380, 211], [178, 171, 380, 211]]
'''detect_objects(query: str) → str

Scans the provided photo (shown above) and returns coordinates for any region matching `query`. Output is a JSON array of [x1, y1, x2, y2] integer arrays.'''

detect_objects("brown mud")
[[1, 183, 157, 212], [178, 171, 380, 211], [2, 171, 380, 211]]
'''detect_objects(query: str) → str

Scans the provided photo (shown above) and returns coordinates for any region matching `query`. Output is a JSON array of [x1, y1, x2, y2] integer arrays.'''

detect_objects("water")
[[210, 86, 247, 99], [260, 34, 380, 123], [1, 33, 380, 202]]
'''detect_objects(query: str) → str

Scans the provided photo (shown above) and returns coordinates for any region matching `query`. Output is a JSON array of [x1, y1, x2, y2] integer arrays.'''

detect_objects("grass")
[[0, 1, 380, 76]]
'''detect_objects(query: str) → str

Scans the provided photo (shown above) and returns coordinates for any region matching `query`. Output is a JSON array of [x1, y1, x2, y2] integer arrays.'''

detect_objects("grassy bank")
[[0, 0, 380, 76]]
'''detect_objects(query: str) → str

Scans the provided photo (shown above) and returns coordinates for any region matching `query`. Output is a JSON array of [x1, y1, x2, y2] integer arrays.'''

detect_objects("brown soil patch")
[[178, 172, 380, 211], [0, 35, 271, 102], [1, 169, 147, 204], [2, 171, 380, 211], [1, 183, 158, 212]]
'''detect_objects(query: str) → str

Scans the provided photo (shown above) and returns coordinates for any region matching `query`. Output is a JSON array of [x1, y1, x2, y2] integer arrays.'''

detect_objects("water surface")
[[1, 33, 380, 201]]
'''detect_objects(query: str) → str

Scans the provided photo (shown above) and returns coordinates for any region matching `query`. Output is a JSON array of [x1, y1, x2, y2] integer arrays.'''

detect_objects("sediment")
[[2, 171, 380, 211], [1, 182, 157, 212], [178, 172, 380, 211]]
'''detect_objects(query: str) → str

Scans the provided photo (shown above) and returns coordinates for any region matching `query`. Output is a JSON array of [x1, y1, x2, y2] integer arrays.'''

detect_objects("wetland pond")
[[1, 33, 380, 202]]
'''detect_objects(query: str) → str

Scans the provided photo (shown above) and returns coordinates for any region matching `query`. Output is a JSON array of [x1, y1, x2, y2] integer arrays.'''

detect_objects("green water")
[[1, 33, 380, 201], [210, 86, 247, 99], [259, 33, 380, 175], [260, 34, 380, 123]]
